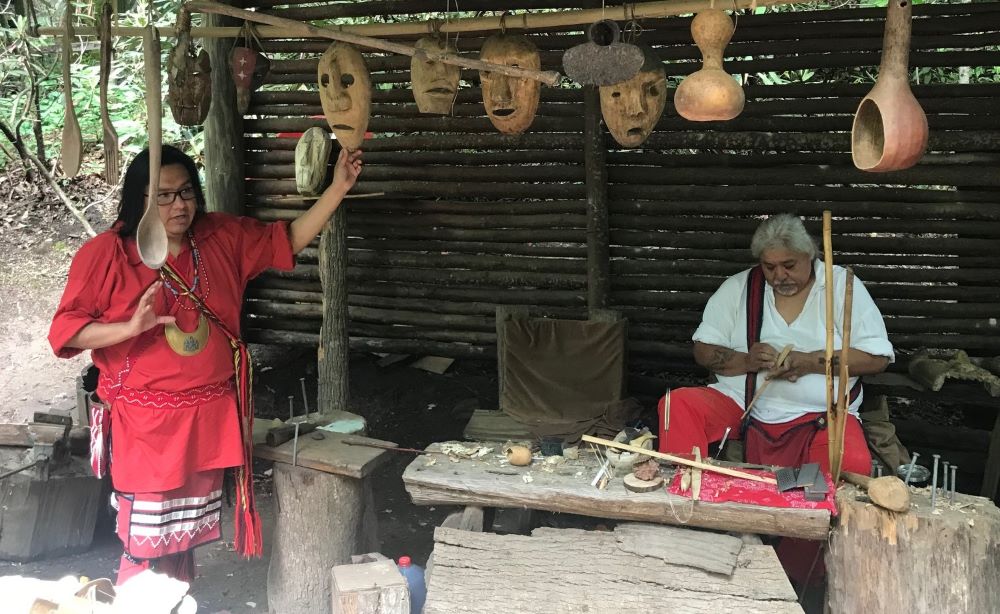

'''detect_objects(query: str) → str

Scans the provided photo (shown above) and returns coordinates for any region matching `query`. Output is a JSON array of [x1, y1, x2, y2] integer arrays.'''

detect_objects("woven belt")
[[100, 377, 233, 409]]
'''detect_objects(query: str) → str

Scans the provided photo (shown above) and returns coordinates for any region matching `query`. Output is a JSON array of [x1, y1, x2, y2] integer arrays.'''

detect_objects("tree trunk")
[[202, 1, 244, 215], [827, 485, 1000, 613], [319, 209, 349, 412]]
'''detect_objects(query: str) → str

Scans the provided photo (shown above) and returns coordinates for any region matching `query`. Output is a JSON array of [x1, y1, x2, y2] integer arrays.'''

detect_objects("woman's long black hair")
[[115, 145, 207, 238]]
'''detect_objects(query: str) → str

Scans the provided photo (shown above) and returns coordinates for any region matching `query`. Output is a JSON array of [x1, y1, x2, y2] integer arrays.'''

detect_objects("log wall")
[[240, 1, 1000, 371]]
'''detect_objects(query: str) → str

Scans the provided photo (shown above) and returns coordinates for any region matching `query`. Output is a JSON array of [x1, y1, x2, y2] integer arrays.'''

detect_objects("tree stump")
[[268, 463, 379, 614], [827, 484, 1000, 613]]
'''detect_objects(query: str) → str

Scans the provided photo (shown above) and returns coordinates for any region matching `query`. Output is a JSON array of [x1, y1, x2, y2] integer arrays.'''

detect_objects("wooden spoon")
[[60, 1, 83, 178], [137, 25, 167, 269], [98, 2, 119, 185]]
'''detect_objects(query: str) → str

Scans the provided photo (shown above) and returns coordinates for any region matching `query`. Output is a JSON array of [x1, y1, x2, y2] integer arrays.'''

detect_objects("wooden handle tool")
[[842, 471, 910, 513]]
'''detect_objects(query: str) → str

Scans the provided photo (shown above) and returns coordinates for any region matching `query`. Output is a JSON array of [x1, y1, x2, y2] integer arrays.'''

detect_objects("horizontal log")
[[251, 275, 586, 306], [636, 130, 1000, 153], [609, 230, 1000, 256], [613, 275, 1000, 301], [244, 115, 584, 134], [245, 328, 491, 357], [247, 149, 584, 166], [609, 164, 1000, 189], [348, 323, 494, 345], [249, 300, 496, 330], [609, 199, 1000, 222], [247, 163, 587, 183], [246, 180, 588, 199], [613, 261, 1000, 285], [611, 248, 997, 269]]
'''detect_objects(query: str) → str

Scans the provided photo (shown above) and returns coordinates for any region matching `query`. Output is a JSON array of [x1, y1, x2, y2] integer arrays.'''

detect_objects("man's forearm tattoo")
[[817, 355, 840, 369], [709, 347, 735, 372]]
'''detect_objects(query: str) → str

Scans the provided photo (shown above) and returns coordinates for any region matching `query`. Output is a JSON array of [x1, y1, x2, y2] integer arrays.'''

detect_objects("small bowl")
[[896, 463, 931, 486]]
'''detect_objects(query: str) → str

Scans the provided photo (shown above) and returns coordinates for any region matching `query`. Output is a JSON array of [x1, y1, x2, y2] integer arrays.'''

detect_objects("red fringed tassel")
[[232, 343, 263, 558]]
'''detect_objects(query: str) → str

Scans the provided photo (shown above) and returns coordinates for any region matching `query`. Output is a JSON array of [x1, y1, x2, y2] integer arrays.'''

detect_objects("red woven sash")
[[160, 261, 262, 558]]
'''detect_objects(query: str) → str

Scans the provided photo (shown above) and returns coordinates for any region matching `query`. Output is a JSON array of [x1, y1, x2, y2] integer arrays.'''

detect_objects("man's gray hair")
[[750, 214, 819, 259]]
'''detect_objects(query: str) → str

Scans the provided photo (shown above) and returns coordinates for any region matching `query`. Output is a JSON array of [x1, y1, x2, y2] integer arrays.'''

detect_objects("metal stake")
[[903, 451, 920, 484], [300, 377, 310, 415], [942, 461, 950, 496], [292, 422, 301, 466], [950, 465, 958, 504], [288, 395, 294, 420], [875, 462, 883, 478], [930, 454, 940, 508]]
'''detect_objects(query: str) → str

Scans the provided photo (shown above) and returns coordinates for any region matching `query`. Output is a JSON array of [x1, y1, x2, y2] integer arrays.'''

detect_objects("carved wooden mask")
[[599, 49, 667, 148], [167, 10, 211, 126], [478, 34, 540, 135], [318, 42, 371, 151], [411, 37, 461, 115]]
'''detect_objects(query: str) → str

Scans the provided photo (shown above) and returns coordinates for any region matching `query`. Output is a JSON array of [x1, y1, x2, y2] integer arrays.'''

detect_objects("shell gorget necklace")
[[161, 231, 210, 356]]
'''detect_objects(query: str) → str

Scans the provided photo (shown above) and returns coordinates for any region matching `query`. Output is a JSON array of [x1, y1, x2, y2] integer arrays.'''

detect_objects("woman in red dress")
[[49, 144, 361, 584]]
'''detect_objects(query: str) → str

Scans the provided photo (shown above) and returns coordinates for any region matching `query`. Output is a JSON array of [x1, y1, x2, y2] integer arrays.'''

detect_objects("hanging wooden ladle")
[[136, 25, 167, 270], [851, 0, 927, 172], [60, 1, 83, 178], [98, 1, 119, 185]]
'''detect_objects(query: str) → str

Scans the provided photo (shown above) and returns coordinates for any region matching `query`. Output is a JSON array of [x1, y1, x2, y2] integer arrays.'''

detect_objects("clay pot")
[[851, 0, 928, 172], [674, 10, 744, 122]]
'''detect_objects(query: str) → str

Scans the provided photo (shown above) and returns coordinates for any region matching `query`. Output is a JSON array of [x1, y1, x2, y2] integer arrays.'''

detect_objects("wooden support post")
[[202, 0, 243, 215], [981, 410, 1000, 500], [583, 85, 609, 313], [269, 463, 370, 614], [827, 485, 1000, 613], [319, 207, 349, 412]]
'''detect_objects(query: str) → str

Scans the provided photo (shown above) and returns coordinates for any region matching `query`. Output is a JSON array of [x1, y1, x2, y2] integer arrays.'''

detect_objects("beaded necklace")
[[162, 229, 210, 310]]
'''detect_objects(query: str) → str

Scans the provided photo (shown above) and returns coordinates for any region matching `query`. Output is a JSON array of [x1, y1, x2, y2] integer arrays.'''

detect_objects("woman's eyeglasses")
[[146, 187, 196, 206]]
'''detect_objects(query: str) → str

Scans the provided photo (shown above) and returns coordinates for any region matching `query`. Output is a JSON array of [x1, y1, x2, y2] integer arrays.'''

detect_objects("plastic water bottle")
[[397, 555, 426, 613]]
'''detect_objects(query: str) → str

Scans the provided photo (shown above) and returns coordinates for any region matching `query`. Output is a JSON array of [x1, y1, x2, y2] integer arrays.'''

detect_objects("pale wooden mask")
[[318, 42, 371, 151], [599, 50, 667, 148], [479, 34, 541, 135], [412, 37, 461, 115]]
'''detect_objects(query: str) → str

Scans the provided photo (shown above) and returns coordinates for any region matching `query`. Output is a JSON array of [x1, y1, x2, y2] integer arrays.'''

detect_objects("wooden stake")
[[186, 1, 561, 86], [739, 343, 794, 421], [581, 434, 777, 485], [831, 267, 855, 482], [822, 211, 836, 472]]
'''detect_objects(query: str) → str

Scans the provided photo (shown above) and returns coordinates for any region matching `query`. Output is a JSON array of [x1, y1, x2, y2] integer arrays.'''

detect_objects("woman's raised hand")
[[129, 281, 175, 336]]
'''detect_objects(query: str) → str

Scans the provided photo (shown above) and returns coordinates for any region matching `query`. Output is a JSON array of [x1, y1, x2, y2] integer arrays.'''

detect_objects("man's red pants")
[[657, 387, 872, 585]]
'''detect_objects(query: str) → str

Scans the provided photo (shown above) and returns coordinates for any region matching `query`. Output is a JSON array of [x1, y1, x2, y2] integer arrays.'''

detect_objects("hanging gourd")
[[673, 9, 744, 122], [851, 0, 927, 172]]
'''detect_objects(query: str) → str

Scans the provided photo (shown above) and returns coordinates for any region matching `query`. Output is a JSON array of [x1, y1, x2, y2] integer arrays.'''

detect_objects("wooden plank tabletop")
[[403, 441, 832, 540], [254, 432, 396, 479]]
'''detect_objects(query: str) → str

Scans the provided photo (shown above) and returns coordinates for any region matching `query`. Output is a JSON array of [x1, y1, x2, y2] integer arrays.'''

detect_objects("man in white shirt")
[[656, 214, 893, 476]]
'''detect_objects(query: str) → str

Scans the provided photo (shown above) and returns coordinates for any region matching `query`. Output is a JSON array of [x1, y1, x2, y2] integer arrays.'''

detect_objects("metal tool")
[[930, 454, 940, 507], [950, 465, 958, 504], [775, 467, 798, 492], [797, 463, 821, 488], [300, 377, 310, 415], [288, 395, 295, 420], [292, 422, 301, 466], [942, 461, 950, 496], [903, 451, 920, 484], [804, 477, 829, 502]]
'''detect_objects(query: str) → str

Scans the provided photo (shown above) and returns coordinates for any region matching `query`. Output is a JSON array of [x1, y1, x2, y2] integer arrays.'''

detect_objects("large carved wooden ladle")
[[136, 26, 167, 270], [851, 0, 927, 172], [673, 9, 744, 122]]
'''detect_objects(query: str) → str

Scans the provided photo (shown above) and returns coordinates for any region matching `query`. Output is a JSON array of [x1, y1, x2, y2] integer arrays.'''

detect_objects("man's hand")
[[127, 281, 175, 336], [330, 148, 363, 195], [747, 342, 779, 372], [766, 350, 819, 382]]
